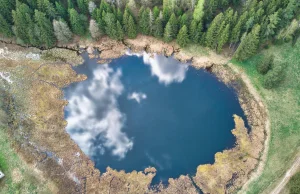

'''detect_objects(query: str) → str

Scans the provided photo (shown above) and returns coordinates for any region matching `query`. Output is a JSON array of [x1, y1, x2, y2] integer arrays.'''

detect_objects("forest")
[[0, 0, 299, 62]]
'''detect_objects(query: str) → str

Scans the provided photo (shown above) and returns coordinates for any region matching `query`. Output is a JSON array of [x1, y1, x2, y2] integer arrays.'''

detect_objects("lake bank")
[[0, 38, 268, 193]]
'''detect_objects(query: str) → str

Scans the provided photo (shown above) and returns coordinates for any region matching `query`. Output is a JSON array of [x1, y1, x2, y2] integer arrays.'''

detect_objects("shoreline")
[[0, 36, 269, 193]]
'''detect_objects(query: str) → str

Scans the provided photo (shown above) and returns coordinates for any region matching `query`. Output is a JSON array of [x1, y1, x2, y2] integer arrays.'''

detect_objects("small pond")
[[64, 51, 248, 184]]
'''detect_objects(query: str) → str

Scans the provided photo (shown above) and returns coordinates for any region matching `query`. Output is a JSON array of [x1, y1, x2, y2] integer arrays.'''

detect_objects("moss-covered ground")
[[232, 39, 300, 193]]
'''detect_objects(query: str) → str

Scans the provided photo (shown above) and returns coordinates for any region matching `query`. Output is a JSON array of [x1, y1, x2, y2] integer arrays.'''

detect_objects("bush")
[[257, 54, 274, 75], [263, 62, 284, 89], [288, 172, 300, 194]]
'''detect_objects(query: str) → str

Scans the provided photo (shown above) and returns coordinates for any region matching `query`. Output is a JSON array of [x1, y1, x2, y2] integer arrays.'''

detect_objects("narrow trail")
[[271, 156, 300, 194], [228, 63, 271, 194]]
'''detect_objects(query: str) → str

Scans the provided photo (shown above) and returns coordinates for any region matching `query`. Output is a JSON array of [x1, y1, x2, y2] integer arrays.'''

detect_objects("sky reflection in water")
[[64, 52, 247, 184]]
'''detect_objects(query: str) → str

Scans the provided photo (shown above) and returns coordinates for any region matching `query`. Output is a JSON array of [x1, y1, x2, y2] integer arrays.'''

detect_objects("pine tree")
[[263, 63, 284, 89], [68, 0, 74, 9], [230, 11, 248, 46], [127, 15, 137, 39], [217, 24, 230, 53], [180, 13, 189, 29], [234, 25, 261, 61], [177, 25, 189, 47], [117, 8, 123, 23], [77, 0, 88, 15], [193, 0, 204, 22], [116, 20, 124, 40], [264, 12, 280, 40], [257, 54, 274, 75], [104, 13, 117, 39], [53, 19, 73, 43], [168, 13, 178, 38], [205, 13, 224, 48], [205, 0, 218, 20], [34, 10, 56, 48], [153, 6, 160, 19], [153, 17, 164, 38], [55, 1, 67, 20], [12, 3, 33, 44], [139, 7, 150, 35], [149, 10, 154, 35], [123, 9, 130, 34], [69, 8, 87, 36], [283, 0, 299, 21], [0, 14, 13, 37], [25, 12, 41, 46], [164, 22, 173, 42], [37, 0, 56, 19], [0, 0, 15, 23]]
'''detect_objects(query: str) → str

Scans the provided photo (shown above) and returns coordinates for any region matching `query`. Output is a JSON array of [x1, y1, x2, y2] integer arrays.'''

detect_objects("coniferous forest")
[[0, 0, 299, 61]]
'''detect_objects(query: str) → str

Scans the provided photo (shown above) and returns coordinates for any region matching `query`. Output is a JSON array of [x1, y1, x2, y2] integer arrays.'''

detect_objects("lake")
[[63, 51, 248, 184]]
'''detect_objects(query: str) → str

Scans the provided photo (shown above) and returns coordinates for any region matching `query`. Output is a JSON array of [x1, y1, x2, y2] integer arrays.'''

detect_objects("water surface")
[[64, 52, 247, 184]]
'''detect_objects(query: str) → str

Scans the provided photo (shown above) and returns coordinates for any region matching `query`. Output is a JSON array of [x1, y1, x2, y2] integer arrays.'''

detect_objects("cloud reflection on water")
[[126, 51, 189, 85], [66, 52, 190, 160], [66, 65, 133, 159]]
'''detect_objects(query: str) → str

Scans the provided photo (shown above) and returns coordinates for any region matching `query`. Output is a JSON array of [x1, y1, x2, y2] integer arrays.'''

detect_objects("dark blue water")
[[64, 52, 248, 184]]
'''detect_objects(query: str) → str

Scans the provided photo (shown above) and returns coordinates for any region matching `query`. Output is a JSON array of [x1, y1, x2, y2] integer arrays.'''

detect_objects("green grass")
[[287, 172, 300, 194], [231, 40, 300, 194], [0, 87, 51, 194], [183, 44, 210, 56], [0, 127, 43, 194]]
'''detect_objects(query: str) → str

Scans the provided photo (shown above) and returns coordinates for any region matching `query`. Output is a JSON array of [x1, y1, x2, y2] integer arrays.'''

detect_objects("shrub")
[[263, 62, 284, 89], [257, 54, 274, 75], [288, 172, 300, 194]]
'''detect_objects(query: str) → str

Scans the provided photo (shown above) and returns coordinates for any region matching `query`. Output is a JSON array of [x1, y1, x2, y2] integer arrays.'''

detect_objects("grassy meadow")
[[232, 39, 300, 194]]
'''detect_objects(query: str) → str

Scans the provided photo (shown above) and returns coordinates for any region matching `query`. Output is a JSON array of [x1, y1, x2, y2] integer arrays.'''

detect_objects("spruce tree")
[[149, 10, 154, 35], [153, 17, 164, 38], [234, 25, 261, 61], [153, 6, 160, 19], [77, 0, 88, 15], [263, 63, 284, 89], [164, 22, 173, 42], [168, 13, 178, 38], [180, 13, 189, 29], [37, 0, 56, 19], [193, 0, 204, 22], [139, 7, 150, 35], [53, 19, 73, 43], [230, 11, 248, 46], [189, 20, 198, 42], [34, 10, 56, 48], [69, 8, 87, 36], [104, 13, 117, 39], [12, 3, 33, 44], [0, 0, 15, 23], [27, 15, 40, 46], [177, 25, 189, 47], [127, 15, 137, 39], [55, 1, 67, 20], [0, 14, 13, 37], [205, 13, 224, 48], [217, 24, 230, 53], [264, 12, 280, 40], [257, 54, 274, 75], [68, 0, 74, 9], [116, 20, 124, 40]]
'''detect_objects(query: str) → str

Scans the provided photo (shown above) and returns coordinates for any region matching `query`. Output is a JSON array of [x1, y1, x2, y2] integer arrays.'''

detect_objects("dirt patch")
[[12, 168, 23, 183]]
